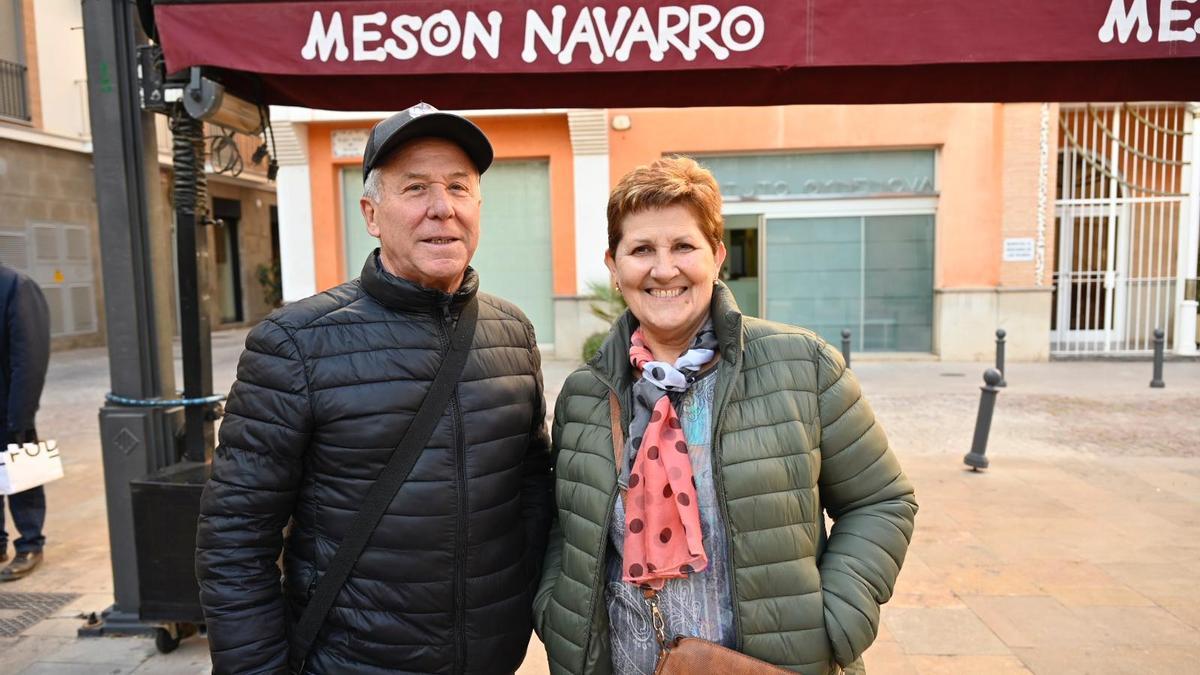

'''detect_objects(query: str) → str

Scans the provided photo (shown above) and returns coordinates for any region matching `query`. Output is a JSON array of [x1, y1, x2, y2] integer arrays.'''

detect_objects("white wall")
[[573, 153, 610, 292], [276, 164, 316, 302], [33, 0, 90, 138]]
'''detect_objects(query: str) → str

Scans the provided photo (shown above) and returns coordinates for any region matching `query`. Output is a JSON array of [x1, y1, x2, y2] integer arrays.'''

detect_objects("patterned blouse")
[[605, 369, 736, 674]]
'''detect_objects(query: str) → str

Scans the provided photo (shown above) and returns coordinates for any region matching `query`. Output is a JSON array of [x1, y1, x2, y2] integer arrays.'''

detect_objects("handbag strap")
[[288, 297, 479, 673], [608, 391, 624, 472]]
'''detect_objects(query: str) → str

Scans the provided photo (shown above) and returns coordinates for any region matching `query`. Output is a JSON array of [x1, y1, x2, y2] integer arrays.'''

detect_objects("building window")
[[0, 0, 30, 122], [705, 150, 938, 352]]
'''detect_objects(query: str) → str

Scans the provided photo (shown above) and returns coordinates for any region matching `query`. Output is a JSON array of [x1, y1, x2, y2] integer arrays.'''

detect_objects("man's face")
[[361, 137, 482, 293]]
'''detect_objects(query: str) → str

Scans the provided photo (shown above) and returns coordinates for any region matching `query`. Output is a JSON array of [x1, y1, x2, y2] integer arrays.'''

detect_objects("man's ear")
[[362, 197, 380, 238]]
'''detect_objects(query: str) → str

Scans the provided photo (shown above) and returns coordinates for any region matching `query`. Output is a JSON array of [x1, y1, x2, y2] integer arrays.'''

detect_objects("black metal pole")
[[963, 368, 1003, 471], [841, 329, 852, 368], [1150, 328, 1166, 388], [995, 328, 1007, 388], [171, 112, 216, 461], [82, 0, 181, 635]]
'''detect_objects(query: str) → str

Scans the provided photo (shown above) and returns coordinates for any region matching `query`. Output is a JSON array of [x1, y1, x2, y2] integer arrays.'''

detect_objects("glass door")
[[721, 214, 761, 317], [764, 214, 934, 352], [765, 216, 862, 346]]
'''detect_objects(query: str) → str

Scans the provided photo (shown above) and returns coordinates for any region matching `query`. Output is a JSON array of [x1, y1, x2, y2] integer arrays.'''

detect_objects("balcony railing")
[[0, 58, 30, 122]]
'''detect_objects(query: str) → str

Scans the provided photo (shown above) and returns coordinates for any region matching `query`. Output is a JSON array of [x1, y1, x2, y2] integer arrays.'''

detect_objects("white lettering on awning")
[[301, 11, 350, 62], [298, 5, 767, 64], [1098, 0, 1200, 43]]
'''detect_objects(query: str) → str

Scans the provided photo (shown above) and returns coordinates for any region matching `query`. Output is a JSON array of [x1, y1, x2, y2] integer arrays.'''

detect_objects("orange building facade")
[[273, 103, 1200, 362]]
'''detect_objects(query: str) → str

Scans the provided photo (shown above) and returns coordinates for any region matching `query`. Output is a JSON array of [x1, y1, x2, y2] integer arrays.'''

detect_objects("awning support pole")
[[81, 0, 182, 635]]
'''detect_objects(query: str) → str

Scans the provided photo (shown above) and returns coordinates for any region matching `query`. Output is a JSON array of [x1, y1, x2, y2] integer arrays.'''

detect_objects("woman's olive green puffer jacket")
[[534, 284, 917, 674]]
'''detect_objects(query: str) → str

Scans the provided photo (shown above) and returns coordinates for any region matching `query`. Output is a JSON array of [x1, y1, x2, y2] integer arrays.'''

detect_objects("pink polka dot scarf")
[[621, 321, 719, 590]]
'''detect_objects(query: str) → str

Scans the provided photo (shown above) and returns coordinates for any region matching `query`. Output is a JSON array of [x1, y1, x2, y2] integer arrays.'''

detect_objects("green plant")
[[256, 260, 283, 308], [586, 279, 626, 324], [582, 331, 607, 362], [580, 280, 626, 362]]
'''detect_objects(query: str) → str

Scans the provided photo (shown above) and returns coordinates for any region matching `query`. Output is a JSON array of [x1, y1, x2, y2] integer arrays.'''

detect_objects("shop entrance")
[[212, 198, 244, 324], [1052, 104, 1192, 355]]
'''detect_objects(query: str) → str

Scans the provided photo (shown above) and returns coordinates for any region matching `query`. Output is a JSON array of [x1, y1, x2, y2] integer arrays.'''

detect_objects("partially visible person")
[[535, 157, 916, 674], [0, 263, 51, 581]]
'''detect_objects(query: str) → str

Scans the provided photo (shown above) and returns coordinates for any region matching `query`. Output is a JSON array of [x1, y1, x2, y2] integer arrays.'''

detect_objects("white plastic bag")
[[0, 440, 64, 495]]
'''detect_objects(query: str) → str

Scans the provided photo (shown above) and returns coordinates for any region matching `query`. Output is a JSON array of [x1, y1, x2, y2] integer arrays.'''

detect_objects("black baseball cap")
[[362, 102, 493, 181]]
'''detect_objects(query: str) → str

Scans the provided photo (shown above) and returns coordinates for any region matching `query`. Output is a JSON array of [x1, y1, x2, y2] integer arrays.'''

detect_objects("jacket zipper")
[[706, 349, 745, 651], [438, 304, 469, 675], [451, 394, 467, 673], [709, 404, 744, 651]]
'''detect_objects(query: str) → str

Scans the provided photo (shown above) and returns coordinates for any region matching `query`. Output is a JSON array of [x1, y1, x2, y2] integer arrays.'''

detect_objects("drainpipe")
[[1175, 103, 1200, 356]]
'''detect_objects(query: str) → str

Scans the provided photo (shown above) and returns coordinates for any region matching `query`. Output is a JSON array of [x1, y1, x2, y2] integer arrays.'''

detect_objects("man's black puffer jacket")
[[196, 254, 554, 674]]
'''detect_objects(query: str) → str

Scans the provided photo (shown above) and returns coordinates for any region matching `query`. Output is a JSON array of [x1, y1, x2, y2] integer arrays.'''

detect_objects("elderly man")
[[196, 103, 553, 674]]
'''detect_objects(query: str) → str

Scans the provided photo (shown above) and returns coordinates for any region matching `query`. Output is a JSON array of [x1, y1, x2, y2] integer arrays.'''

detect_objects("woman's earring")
[[615, 282, 621, 292]]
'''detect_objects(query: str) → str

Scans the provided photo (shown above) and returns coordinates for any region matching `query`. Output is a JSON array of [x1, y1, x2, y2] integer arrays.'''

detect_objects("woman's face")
[[605, 204, 727, 348]]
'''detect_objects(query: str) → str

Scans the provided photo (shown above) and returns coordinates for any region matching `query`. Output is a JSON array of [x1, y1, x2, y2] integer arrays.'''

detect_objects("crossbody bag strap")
[[288, 297, 479, 673], [608, 391, 624, 472]]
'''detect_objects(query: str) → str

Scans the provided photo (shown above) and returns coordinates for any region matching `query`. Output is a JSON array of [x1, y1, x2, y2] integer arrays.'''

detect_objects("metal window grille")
[[1052, 104, 1191, 355], [0, 231, 27, 271], [0, 58, 30, 122], [28, 224, 97, 337]]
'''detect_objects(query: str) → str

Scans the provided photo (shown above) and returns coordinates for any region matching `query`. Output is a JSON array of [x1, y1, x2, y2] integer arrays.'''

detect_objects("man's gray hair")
[[362, 168, 382, 202]]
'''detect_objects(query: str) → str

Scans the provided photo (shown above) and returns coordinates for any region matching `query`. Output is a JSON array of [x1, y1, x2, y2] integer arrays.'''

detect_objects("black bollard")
[[963, 368, 1003, 471], [995, 329, 1007, 387], [841, 329, 852, 368], [1150, 328, 1165, 388]]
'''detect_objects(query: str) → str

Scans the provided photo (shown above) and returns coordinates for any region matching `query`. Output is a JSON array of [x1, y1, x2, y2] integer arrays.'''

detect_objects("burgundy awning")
[[147, 0, 1200, 108]]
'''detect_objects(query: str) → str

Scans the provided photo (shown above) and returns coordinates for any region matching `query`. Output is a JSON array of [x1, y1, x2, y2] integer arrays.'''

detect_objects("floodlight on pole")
[[181, 68, 263, 136]]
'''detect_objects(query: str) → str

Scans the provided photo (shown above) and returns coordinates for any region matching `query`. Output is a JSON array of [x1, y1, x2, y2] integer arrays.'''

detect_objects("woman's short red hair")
[[607, 156, 724, 254]]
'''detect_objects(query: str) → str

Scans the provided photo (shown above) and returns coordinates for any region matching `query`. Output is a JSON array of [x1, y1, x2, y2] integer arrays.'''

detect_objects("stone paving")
[[1, 329, 1197, 674]]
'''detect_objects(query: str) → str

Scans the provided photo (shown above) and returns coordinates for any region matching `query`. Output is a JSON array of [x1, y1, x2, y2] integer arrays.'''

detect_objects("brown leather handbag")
[[608, 393, 793, 675], [653, 635, 794, 675], [643, 586, 793, 674]]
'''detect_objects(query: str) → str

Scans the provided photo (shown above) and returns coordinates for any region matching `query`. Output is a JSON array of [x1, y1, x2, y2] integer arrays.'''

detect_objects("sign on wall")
[[1003, 237, 1036, 262], [701, 150, 937, 201]]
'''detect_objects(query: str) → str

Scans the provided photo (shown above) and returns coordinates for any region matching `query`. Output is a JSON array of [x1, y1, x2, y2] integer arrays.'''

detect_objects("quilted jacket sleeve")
[[532, 389, 568, 637], [196, 319, 314, 675], [522, 323, 555, 583], [816, 340, 917, 667]]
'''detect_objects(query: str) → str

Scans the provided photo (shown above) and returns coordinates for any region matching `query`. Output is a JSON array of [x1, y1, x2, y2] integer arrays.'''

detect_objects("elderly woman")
[[534, 157, 917, 675]]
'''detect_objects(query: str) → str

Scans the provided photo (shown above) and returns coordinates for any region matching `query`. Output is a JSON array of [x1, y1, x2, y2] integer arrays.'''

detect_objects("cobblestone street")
[[1, 329, 1197, 674]]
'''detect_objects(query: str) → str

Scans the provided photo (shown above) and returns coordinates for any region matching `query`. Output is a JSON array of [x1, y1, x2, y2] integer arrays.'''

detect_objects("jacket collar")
[[588, 281, 745, 394], [359, 249, 479, 314]]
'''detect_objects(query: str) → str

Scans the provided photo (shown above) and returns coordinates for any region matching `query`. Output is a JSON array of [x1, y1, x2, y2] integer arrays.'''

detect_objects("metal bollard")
[[963, 368, 1003, 471], [994, 329, 1007, 387], [841, 329, 852, 368], [1150, 328, 1165, 388]]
